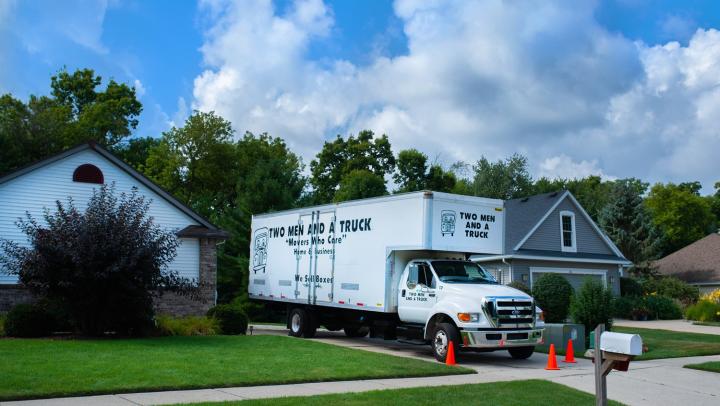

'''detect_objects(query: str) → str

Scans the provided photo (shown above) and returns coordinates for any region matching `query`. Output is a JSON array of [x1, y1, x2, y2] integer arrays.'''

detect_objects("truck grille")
[[484, 297, 535, 328]]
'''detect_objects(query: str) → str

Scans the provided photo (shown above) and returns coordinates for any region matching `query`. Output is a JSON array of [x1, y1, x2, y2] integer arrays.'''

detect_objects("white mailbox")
[[600, 332, 642, 356]]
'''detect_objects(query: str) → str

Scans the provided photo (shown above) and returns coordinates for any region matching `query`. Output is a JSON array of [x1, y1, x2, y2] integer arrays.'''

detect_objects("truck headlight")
[[457, 313, 480, 323], [536, 310, 544, 322]]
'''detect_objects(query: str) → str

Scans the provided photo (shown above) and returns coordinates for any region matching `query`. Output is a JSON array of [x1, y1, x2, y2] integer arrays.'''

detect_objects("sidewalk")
[[614, 319, 720, 335]]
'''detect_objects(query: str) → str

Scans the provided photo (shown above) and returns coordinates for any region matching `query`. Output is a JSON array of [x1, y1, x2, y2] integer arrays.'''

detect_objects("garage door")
[[530, 268, 606, 292]]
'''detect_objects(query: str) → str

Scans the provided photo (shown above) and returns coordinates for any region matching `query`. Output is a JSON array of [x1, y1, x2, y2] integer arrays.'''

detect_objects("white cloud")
[[192, 0, 720, 192], [538, 155, 616, 180], [133, 79, 146, 98]]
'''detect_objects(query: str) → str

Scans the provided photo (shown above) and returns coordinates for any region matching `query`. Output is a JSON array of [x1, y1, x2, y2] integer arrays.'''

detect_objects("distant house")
[[0, 142, 228, 315], [473, 191, 631, 295], [654, 233, 720, 294]]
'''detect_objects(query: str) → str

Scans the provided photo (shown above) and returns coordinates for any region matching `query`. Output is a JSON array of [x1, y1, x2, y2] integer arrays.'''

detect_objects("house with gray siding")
[[472, 191, 630, 295], [0, 142, 228, 315]]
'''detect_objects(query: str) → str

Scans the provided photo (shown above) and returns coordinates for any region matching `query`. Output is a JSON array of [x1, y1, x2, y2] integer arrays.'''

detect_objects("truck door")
[[296, 210, 337, 304], [397, 261, 437, 324]]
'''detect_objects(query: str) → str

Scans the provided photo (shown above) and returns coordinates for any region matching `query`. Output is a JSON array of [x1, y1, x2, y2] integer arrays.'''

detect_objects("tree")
[[0, 68, 142, 176], [310, 130, 395, 203], [570, 278, 614, 334], [334, 169, 387, 202], [709, 181, 720, 225], [114, 136, 161, 170], [0, 185, 189, 336], [534, 176, 616, 221], [531, 273, 574, 323], [144, 111, 237, 218], [471, 154, 533, 199], [645, 182, 715, 255], [598, 179, 663, 272], [393, 149, 457, 193]]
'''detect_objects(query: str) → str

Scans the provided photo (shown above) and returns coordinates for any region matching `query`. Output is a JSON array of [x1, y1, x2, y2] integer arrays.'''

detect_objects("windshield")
[[430, 261, 498, 284]]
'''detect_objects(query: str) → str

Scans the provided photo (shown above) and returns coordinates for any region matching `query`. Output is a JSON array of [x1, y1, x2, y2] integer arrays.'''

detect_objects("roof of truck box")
[[252, 190, 503, 219]]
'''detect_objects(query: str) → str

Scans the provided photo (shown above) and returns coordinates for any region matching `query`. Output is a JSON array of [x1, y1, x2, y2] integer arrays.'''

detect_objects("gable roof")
[[506, 190, 626, 259], [654, 233, 720, 284], [0, 142, 228, 239]]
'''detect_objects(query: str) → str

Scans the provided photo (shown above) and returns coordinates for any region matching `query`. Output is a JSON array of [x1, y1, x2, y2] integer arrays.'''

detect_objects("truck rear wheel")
[[344, 326, 369, 338], [432, 322, 460, 362], [508, 346, 535, 359], [288, 308, 317, 338]]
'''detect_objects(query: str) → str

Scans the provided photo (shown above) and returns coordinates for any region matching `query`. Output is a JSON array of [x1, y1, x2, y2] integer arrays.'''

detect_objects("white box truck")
[[249, 191, 544, 361]]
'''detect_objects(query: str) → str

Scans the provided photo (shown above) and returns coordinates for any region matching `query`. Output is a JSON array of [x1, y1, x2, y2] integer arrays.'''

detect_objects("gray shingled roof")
[[654, 233, 720, 283], [504, 191, 565, 252]]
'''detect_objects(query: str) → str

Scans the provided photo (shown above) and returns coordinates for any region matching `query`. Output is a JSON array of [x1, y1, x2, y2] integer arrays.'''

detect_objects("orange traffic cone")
[[446, 340, 457, 366], [563, 339, 577, 363], [545, 344, 560, 370]]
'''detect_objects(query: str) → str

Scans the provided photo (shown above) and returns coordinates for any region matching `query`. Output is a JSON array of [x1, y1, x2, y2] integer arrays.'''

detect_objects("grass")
[[693, 321, 720, 327], [0, 335, 471, 401], [182, 380, 623, 406], [684, 361, 720, 373], [613, 326, 720, 360]]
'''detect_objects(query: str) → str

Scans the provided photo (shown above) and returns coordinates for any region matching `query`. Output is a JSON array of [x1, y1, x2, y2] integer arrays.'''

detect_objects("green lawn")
[[693, 321, 720, 327], [0, 335, 472, 401], [613, 326, 720, 360], [684, 361, 720, 373], [183, 380, 623, 406]]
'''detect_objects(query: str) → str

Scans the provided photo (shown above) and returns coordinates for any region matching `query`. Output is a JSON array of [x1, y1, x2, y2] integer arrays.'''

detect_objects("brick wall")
[[0, 238, 219, 316]]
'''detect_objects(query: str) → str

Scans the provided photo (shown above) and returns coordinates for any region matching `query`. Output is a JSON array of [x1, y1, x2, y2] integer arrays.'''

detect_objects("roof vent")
[[520, 197, 529, 202], [549, 192, 558, 197]]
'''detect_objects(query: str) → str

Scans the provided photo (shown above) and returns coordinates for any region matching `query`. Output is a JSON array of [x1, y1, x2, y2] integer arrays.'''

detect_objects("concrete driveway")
[[255, 325, 720, 406], [614, 319, 720, 335]]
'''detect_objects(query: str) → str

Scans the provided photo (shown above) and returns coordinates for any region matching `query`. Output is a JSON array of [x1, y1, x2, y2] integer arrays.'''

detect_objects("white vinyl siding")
[[0, 149, 200, 284]]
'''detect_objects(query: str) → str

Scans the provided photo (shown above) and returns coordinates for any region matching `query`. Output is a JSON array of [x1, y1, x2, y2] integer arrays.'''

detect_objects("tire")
[[288, 308, 317, 338], [431, 322, 460, 362], [508, 346, 535, 360], [344, 326, 370, 338]]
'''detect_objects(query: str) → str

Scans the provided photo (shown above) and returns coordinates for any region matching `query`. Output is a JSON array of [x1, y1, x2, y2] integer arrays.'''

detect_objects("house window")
[[73, 164, 104, 184], [559, 211, 576, 252]]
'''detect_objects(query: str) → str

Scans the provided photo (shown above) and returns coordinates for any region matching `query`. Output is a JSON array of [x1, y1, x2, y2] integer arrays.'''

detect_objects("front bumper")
[[460, 328, 544, 349]]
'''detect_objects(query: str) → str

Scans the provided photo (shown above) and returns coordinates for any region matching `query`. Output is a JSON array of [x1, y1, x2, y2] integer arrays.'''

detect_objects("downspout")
[[502, 257, 512, 284]]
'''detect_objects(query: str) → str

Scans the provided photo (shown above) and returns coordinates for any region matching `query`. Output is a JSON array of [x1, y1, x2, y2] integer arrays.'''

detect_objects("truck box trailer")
[[249, 191, 544, 361]]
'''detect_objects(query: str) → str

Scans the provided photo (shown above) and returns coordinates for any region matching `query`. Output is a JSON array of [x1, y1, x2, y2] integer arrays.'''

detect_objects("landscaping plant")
[[641, 276, 699, 305], [0, 185, 196, 336], [207, 303, 249, 335], [571, 278, 614, 334], [155, 315, 220, 336], [4, 303, 54, 338], [531, 273, 573, 323], [507, 280, 531, 295], [685, 300, 720, 322]]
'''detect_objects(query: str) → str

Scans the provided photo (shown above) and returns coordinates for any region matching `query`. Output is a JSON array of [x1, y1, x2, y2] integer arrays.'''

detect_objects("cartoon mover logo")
[[253, 227, 268, 274], [441, 210, 456, 237]]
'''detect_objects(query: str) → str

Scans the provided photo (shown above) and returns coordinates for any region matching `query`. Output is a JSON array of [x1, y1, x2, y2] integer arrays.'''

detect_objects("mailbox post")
[[593, 325, 643, 406]]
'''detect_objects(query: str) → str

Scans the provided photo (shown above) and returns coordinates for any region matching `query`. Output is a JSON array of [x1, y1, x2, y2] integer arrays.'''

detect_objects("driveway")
[[255, 325, 720, 406]]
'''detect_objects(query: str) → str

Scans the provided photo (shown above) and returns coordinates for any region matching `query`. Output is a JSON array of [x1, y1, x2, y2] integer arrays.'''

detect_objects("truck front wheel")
[[508, 346, 535, 359], [432, 323, 460, 362], [288, 308, 317, 338]]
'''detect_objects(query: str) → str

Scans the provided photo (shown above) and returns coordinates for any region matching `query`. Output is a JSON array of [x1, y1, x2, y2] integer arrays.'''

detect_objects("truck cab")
[[398, 259, 544, 361]]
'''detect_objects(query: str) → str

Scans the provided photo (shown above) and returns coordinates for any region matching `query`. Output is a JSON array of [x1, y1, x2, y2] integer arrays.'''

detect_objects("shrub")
[[701, 289, 720, 304], [642, 277, 699, 305], [207, 304, 248, 335], [155, 315, 220, 336], [686, 300, 720, 322], [0, 313, 6, 336], [508, 280, 531, 295], [570, 278, 614, 334], [0, 185, 195, 336], [531, 273, 574, 323], [620, 277, 643, 297], [613, 296, 639, 319], [4, 303, 55, 337], [645, 295, 683, 320]]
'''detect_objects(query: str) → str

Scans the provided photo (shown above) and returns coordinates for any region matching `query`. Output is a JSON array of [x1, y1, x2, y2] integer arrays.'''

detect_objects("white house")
[[0, 142, 228, 316]]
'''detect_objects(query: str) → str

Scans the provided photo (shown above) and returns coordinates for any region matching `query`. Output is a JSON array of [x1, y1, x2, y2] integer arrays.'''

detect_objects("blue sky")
[[2, 0, 720, 192]]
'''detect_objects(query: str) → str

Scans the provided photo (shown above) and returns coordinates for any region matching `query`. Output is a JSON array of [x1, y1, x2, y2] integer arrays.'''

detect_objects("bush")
[[155, 315, 220, 336], [613, 296, 639, 319], [642, 277, 699, 305], [0, 313, 6, 336], [531, 273, 574, 323], [620, 277, 643, 297], [207, 304, 248, 335], [701, 289, 720, 304], [645, 295, 683, 320], [571, 278, 614, 334], [4, 303, 55, 337], [0, 185, 194, 336], [508, 280, 531, 295], [686, 300, 720, 322]]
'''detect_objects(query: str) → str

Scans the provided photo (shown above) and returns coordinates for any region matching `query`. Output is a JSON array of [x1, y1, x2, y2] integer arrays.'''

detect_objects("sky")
[[1, 0, 720, 192]]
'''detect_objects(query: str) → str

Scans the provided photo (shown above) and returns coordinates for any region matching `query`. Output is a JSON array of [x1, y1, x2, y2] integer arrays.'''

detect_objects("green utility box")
[[537, 323, 586, 353]]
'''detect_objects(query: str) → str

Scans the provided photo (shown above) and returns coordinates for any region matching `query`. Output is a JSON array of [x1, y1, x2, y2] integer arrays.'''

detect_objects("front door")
[[397, 262, 437, 324]]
